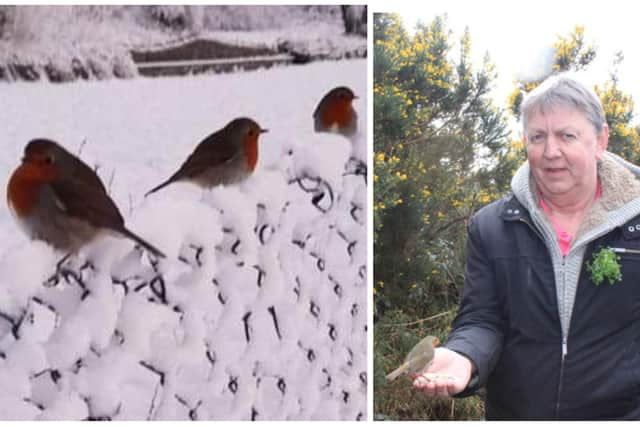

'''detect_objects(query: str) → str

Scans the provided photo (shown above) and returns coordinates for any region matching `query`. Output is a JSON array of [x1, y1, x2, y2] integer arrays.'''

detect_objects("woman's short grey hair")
[[521, 74, 606, 133]]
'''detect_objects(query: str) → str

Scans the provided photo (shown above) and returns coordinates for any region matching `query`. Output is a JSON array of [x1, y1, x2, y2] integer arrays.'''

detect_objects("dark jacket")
[[446, 192, 640, 420]]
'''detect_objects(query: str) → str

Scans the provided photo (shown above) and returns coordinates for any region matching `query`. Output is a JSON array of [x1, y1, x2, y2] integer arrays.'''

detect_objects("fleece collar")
[[511, 152, 640, 241]]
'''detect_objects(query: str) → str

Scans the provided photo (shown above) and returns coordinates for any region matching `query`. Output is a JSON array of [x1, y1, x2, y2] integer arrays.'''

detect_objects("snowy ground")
[[1, 6, 366, 82], [0, 59, 367, 420]]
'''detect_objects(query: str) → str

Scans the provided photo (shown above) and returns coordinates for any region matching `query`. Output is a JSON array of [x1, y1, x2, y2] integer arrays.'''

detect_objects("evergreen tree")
[[596, 53, 640, 163], [506, 26, 640, 165], [374, 13, 511, 314]]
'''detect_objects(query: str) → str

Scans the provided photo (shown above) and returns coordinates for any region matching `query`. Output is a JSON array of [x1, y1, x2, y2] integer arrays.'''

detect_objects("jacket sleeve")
[[445, 211, 504, 397]]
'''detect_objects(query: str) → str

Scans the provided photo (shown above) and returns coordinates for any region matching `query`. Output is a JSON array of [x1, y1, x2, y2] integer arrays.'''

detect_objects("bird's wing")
[[172, 131, 241, 181], [183, 133, 240, 177], [52, 178, 165, 257], [313, 93, 330, 119], [405, 343, 426, 363], [145, 130, 242, 197], [50, 178, 125, 230], [404, 336, 436, 365], [68, 157, 109, 194]]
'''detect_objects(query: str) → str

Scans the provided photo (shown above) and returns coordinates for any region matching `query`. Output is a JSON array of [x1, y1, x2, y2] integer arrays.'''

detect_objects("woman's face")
[[524, 105, 608, 200]]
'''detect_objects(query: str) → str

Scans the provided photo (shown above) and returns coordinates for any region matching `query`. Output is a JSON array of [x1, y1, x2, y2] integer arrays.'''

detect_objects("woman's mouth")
[[544, 167, 567, 174]]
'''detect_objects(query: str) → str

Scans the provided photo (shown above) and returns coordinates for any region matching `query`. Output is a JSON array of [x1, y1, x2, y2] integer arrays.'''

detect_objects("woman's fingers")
[[413, 373, 458, 396]]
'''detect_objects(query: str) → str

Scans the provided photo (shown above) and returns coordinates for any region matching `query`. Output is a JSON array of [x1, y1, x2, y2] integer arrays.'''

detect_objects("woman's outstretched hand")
[[412, 347, 474, 397]]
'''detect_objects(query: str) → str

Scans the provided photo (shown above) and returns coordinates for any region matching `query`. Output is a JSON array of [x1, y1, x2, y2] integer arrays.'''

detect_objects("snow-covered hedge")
[[0, 132, 367, 420]]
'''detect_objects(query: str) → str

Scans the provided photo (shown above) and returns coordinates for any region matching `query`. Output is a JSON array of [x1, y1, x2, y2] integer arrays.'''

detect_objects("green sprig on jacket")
[[587, 247, 622, 286]]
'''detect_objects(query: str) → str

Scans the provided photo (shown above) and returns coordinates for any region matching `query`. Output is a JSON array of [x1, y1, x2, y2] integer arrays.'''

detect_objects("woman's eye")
[[563, 133, 576, 141], [528, 134, 544, 143]]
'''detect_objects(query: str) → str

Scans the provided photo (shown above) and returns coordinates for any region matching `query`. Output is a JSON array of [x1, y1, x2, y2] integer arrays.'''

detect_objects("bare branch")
[[377, 310, 453, 328]]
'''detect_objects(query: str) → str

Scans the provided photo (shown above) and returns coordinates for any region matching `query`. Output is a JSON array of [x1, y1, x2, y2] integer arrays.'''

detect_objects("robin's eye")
[[248, 129, 256, 137], [44, 155, 54, 165]]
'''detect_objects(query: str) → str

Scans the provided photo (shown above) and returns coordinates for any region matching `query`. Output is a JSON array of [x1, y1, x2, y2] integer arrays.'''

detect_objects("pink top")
[[538, 181, 602, 256]]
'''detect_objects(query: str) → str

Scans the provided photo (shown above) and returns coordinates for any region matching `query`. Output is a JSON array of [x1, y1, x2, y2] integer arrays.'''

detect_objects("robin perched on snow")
[[7, 138, 165, 258], [313, 86, 358, 137], [386, 335, 440, 381], [145, 117, 268, 196]]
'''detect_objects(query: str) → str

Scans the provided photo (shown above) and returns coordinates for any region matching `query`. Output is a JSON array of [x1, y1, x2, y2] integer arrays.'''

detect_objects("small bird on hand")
[[313, 86, 358, 137], [386, 335, 440, 381], [7, 138, 165, 258], [145, 117, 268, 196]]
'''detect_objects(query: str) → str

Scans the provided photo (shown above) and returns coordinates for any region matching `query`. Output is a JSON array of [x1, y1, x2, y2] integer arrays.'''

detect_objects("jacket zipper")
[[555, 336, 567, 417], [610, 247, 640, 255], [554, 257, 568, 418], [518, 216, 567, 418], [517, 218, 544, 242]]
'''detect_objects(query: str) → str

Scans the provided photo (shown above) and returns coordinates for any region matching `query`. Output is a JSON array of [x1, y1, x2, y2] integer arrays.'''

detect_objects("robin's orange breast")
[[7, 164, 44, 217], [244, 136, 259, 171], [322, 100, 353, 128]]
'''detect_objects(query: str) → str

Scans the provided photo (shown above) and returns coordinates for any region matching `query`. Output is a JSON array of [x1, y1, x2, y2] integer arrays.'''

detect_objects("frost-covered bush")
[[146, 6, 188, 31]]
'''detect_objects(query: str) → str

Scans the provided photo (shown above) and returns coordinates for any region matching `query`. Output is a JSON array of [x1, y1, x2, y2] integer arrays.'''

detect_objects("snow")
[[0, 6, 367, 83], [0, 58, 367, 420]]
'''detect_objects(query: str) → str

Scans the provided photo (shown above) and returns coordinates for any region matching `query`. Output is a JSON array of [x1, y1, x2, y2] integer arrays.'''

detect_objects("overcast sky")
[[375, 0, 640, 125]]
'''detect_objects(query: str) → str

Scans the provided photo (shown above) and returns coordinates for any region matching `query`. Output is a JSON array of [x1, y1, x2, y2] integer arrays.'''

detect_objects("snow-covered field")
[[1, 6, 367, 83], [0, 59, 367, 420]]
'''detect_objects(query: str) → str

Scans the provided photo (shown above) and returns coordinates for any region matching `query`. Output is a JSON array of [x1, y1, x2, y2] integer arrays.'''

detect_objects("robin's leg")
[[343, 157, 367, 183], [55, 252, 71, 271], [45, 252, 82, 288]]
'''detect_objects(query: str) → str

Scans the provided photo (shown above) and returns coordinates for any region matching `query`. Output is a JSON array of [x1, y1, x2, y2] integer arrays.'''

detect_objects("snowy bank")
[[0, 5, 367, 83]]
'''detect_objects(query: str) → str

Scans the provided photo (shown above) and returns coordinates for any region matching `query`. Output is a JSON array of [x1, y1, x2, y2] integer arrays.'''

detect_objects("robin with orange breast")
[[7, 138, 165, 258], [145, 117, 268, 196], [386, 335, 440, 381], [313, 86, 358, 137]]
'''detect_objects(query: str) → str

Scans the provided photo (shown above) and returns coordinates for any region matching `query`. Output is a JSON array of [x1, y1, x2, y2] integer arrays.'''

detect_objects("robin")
[[386, 335, 440, 381], [7, 138, 165, 258], [145, 117, 268, 196], [313, 86, 358, 137]]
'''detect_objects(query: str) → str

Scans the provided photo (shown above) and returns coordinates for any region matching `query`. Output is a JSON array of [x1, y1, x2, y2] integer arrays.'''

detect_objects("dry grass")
[[374, 309, 485, 421]]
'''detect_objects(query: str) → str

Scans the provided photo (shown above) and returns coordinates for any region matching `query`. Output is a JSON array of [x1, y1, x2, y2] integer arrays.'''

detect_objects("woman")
[[414, 74, 640, 419]]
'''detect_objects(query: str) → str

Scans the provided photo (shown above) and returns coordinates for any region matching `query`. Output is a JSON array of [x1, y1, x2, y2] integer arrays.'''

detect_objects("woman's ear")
[[595, 124, 609, 160]]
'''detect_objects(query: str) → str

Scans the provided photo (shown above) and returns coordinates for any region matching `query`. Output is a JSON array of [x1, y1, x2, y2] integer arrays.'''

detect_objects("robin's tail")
[[144, 178, 174, 198], [120, 227, 166, 258], [385, 361, 410, 381]]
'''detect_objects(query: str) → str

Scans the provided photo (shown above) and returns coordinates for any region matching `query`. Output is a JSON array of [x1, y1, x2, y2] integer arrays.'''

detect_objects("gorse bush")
[[373, 13, 513, 317]]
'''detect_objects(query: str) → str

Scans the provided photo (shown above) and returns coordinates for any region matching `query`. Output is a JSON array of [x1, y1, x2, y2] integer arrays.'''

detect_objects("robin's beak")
[[260, 128, 269, 134]]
